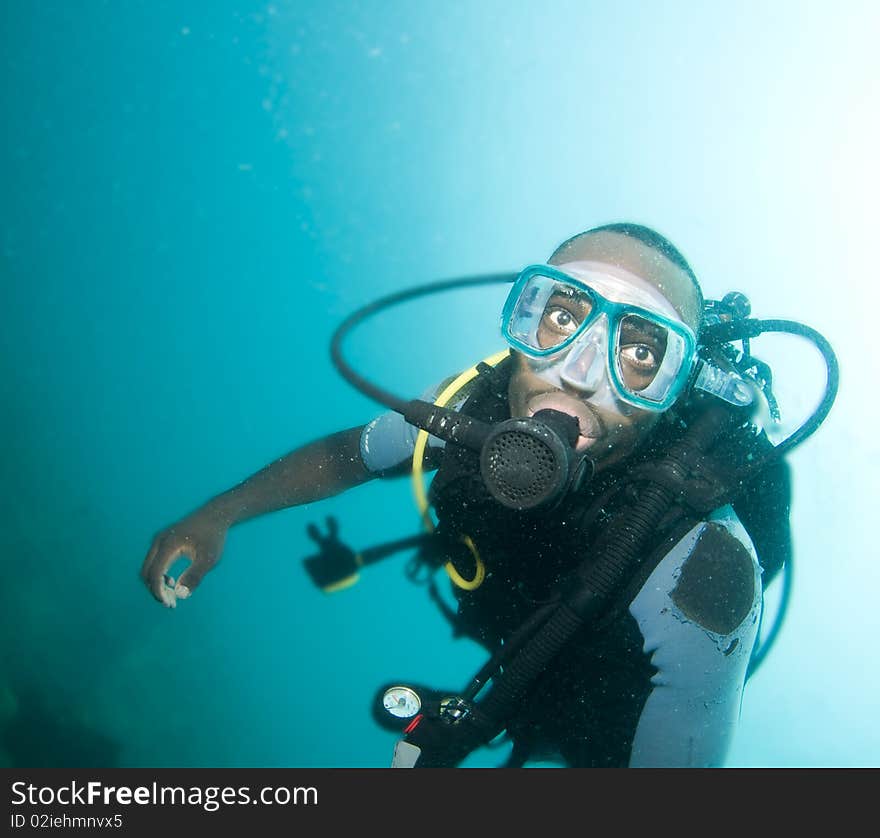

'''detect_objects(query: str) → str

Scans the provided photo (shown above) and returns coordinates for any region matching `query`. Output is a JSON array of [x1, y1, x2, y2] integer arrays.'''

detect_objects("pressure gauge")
[[382, 686, 422, 719]]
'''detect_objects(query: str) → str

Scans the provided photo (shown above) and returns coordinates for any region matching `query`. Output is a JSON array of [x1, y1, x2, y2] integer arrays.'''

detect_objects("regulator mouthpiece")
[[480, 410, 593, 511]]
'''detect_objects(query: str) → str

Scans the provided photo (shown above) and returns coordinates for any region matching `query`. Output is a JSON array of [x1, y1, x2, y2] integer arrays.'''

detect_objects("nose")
[[558, 319, 608, 396]]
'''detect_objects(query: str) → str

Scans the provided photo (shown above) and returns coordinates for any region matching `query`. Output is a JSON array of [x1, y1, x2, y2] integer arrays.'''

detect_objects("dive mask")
[[502, 263, 698, 412]]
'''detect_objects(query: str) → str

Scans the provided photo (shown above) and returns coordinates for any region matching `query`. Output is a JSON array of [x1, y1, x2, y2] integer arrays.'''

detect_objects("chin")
[[574, 435, 599, 455]]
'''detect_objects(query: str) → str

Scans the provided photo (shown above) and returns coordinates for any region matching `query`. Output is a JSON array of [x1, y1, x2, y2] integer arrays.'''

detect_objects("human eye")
[[540, 288, 591, 336], [619, 343, 660, 372], [543, 305, 580, 335], [618, 315, 667, 380]]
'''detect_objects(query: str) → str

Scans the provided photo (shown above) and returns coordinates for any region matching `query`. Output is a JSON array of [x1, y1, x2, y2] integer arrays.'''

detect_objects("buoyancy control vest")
[[375, 356, 791, 766], [424, 355, 790, 655]]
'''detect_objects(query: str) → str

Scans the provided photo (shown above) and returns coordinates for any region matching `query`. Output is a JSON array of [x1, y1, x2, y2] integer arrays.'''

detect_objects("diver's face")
[[507, 233, 699, 472]]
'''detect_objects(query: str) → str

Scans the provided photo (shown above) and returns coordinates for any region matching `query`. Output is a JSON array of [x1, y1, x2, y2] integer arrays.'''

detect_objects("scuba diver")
[[141, 223, 838, 768]]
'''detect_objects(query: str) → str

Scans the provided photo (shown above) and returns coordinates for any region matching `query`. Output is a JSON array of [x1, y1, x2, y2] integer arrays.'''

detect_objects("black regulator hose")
[[746, 544, 794, 680], [330, 273, 516, 415], [700, 318, 839, 460]]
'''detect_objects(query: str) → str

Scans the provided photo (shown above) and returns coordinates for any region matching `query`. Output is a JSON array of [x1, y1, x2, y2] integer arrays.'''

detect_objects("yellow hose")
[[410, 349, 509, 590]]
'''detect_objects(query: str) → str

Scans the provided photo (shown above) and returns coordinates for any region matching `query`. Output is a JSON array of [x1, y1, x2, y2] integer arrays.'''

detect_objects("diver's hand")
[[140, 511, 228, 608]]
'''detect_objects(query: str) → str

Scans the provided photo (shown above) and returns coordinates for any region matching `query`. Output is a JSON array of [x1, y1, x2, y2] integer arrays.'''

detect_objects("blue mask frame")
[[501, 264, 698, 412]]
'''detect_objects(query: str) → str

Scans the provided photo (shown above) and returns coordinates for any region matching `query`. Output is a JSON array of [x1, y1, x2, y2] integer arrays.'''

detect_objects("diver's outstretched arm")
[[140, 426, 373, 608]]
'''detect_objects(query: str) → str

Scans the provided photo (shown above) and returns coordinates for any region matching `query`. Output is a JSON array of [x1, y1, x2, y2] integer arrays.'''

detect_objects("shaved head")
[[548, 224, 703, 331]]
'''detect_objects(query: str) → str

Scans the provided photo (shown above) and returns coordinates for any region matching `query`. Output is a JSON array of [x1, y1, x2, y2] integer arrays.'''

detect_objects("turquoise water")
[[1, 1, 876, 768]]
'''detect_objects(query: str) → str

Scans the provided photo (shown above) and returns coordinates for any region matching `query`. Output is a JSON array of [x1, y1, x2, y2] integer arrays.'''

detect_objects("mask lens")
[[614, 313, 690, 406], [505, 274, 595, 354]]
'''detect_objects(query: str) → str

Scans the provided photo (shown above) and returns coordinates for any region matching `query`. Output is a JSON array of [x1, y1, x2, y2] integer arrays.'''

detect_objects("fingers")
[[306, 517, 340, 547], [175, 558, 212, 599], [307, 518, 340, 546], [141, 533, 189, 608]]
